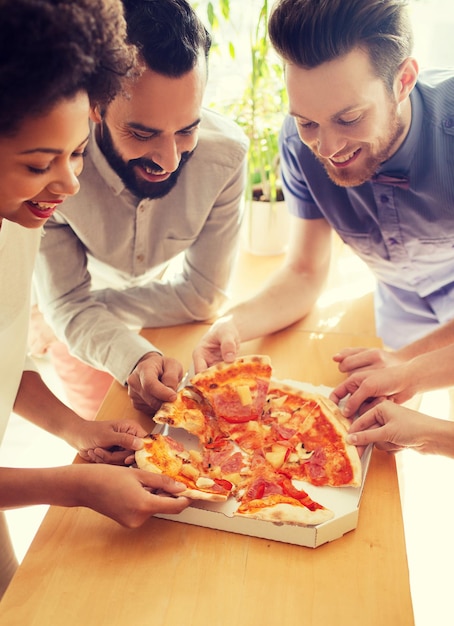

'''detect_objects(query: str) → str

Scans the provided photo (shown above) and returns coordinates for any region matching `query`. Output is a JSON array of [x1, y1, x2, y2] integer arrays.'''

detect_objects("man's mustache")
[[130, 158, 164, 174]]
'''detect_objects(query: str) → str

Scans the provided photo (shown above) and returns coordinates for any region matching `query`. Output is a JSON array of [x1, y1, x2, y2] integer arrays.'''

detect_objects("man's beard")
[[316, 104, 406, 188], [98, 121, 194, 199]]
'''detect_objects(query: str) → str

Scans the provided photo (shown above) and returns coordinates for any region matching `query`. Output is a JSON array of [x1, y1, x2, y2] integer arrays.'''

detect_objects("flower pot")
[[242, 199, 290, 256]]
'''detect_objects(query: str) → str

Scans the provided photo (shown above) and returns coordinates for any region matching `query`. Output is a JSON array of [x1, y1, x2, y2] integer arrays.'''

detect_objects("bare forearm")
[[398, 319, 454, 360], [405, 343, 454, 393], [427, 419, 454, 457], [229, 263, 328, 343], [0, 466, 82, 510], [13, 370, 85, 447]]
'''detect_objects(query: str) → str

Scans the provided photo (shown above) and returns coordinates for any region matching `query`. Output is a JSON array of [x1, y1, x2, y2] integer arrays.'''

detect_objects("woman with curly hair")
[[0, 0, 189, 598]]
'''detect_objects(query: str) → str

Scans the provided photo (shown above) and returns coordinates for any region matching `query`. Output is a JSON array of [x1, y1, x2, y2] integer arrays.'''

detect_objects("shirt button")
[[136, 254, 144, 262], [380, 194, 389, 203], [444, 118, 454, 129]]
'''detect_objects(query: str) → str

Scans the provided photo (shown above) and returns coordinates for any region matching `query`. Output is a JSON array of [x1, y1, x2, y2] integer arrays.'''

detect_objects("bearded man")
[[33, 0, 248, 418], [193, 0, 454, 374]]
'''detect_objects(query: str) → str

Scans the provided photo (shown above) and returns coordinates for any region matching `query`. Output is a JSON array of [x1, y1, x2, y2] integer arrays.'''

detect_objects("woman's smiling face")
[[0, 91, 90, 229]]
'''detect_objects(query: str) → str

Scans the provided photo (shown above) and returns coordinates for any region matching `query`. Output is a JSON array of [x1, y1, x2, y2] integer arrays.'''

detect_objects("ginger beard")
[[315, 99, 406, 188]]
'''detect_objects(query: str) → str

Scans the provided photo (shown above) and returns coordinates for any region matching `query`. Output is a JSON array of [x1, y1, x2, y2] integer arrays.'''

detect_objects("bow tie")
[[372, 173, 410, 189]]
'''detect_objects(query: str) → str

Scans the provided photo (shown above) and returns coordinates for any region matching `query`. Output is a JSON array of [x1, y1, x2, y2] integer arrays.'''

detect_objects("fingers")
[[348, 411, 381, 436], [329, 381, 350, 405], [115, 420, 148, 438], [81, 447, 134, 465], [332, 347, 364, 363], [346, 402, 391, 447], [220, 337, 239, 363], [148, 494, 190, 516], [346, 429, 396, 448], [159, 362, 183, 393], [334, 348, 385, 374], [330, 376, 371, 417], [109, 431, 144, 452], [136, 470, 186, 495], [127, 355, 182, 412], [193, 351, 208, 373]]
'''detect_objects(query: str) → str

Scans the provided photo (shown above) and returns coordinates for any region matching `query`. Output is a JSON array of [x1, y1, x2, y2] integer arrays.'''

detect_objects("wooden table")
[[0, 324, 414, 626]]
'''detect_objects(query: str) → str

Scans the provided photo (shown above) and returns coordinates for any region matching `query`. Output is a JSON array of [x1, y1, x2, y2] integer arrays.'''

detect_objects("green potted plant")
[[202, 0, 291, 255]]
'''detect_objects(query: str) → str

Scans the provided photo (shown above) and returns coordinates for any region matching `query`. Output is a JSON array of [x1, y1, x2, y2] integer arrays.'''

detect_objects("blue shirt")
[[280, 69, 454, 348]]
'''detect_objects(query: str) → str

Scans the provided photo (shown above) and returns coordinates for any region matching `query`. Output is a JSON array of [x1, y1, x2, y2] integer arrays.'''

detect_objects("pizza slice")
[[190, 355, 272, 425], [201, 436, 250, 489], [261, 383, 362, 488], [135, 433, 233, 501], [288, 395, 362, 487], [153, 385, 223, 446], [234, 462, 334, 526]]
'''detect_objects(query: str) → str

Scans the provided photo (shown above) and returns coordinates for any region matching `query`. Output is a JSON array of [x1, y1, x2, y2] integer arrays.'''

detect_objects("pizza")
[[136, 355, 362, 527]]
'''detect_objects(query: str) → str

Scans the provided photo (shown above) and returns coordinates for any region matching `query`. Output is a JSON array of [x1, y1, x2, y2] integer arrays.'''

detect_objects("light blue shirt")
[[280, 69, 454, 348]]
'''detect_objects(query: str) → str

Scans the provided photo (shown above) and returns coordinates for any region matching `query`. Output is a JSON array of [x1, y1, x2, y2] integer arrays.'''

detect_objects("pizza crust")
[[135, 439, 230, 502], [235, 502, 334, 526], [300, 395, 362, 488], [190, 354, 272, 386]]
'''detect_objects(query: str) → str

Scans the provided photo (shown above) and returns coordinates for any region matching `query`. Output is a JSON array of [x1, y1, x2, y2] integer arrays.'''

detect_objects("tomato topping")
[[219, 413, 260, 424], [213, 478, 233, 491], [205, 436, 230, 449]]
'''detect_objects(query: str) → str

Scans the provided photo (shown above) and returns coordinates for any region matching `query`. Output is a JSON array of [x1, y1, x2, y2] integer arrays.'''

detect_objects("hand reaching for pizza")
[[74, 419, 148, 465], [67, 464, 190, 527], [127, 352, 183, 415], [333, 346, 404, 375], [192, 315, 241, 373], [329, 362, 416, 417], [346, 400, 454, 456]]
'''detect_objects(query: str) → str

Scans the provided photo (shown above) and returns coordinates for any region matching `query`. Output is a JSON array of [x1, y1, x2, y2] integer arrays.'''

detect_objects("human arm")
[[347, 400, 454, 457], [14, 370, 147, 464], [34, 128, 247, 398], [126, 351, 183, 415], [0, 464, 189, 527], [332, 317, 454, 398], [331, 342, 454, 417], [193, 216, 333, 371], [333, 316, 454, 376]]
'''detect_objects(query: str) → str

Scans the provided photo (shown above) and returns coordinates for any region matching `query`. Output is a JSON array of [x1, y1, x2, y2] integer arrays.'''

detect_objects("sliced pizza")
[[262, 384, 362, 487], [235, 463, 334, 526], [135, 433, 233, 502], [287, 395, 362, 487], [153, 385, 222, 446], [137, 355, 362, 527], [190, 355, 272, 424]]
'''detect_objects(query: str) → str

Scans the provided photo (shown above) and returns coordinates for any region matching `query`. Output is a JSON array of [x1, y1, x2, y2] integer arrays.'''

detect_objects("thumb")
[[193, 352, 208, 374], [111, 432, 144, 451], [221, 336, 238, 363], [136, 469, 186, 494]]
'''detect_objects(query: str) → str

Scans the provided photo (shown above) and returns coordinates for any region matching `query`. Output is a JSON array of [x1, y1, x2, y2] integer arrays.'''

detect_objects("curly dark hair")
[[0, 0, 136, 135], [121, 0, 211, 78], [269, 0, 413, 92]]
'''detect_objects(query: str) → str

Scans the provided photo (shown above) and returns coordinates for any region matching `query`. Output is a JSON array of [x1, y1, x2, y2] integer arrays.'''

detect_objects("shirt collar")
[[374, 86, 423, 177]]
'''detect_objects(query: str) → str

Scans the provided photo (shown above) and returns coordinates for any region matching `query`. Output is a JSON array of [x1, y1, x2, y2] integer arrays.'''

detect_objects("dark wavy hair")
[[269, 0, 413, 92], [0, 0, 136, 135], [121, 0, 212, 77]]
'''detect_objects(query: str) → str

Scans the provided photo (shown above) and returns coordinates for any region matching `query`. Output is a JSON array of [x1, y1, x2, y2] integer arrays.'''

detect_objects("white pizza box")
[[155, 382, 372, 549]]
